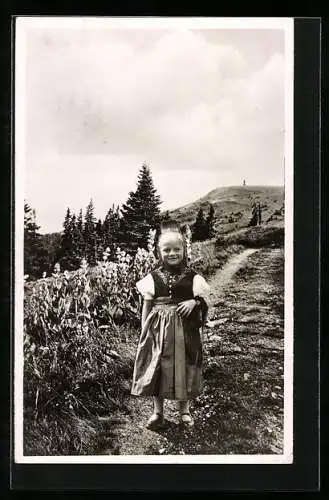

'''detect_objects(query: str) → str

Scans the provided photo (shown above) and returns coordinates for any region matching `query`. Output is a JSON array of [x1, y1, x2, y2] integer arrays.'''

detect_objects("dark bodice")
[[150, 267, 208, 327], [151, 267, 196, 300]]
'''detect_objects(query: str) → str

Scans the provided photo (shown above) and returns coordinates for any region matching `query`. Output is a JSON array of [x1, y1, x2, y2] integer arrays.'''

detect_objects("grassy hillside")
[[166, 186, 284, 235]]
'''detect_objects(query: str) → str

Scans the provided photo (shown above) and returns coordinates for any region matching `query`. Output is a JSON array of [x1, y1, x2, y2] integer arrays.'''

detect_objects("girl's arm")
[[141, 299, 153, 329], [177, 274, 210, 319]]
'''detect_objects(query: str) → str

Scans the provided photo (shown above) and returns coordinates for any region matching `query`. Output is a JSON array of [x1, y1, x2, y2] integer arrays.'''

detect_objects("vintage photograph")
[[15, 17, 294, 463]]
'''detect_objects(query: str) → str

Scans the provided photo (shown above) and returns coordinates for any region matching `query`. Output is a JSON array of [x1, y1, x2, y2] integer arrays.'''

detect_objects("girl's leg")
[[153, 396, 164, 415], [146, 396, 164, 429], [179, 399, 194, 427], [179, 399, 190, 414]]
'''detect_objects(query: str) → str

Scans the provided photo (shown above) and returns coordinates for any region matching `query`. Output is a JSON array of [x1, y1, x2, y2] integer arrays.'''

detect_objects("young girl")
[[131, 220, 210, 429]]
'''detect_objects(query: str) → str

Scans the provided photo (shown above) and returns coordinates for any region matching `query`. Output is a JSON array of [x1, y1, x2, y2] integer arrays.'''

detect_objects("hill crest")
[[165, 185, 284, 234]]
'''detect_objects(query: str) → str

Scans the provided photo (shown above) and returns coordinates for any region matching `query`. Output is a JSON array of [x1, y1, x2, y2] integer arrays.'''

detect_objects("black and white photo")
[[14, 16, 294, 464]]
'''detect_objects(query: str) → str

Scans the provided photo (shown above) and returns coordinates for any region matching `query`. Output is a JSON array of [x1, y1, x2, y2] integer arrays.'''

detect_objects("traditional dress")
[[131, 266, 210, 400]]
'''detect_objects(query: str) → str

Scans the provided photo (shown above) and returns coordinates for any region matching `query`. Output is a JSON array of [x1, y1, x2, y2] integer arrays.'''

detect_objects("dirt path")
[[207, 248, 259, 309], [100, 247, 284, 456]]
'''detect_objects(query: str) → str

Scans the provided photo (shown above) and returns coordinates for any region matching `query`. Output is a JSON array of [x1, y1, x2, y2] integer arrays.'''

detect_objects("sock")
[[179, 400, 190, 414], [153, 397, 164, 414]]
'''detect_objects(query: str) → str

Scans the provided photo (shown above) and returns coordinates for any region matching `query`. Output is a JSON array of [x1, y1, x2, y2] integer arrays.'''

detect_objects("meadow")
[[23, 224, 284, 456]]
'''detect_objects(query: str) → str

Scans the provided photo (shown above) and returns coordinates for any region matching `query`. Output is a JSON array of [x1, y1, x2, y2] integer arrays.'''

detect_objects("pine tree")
[[24, 201, 48, 279], [161, 211, 171, 222], [70, 213, 86, 267], [39, 232, 62, 272], [84, 199, 96, 236], [24, 201, 39, 234], [75, 208, 86, 259], [120, 164, 161, 251], [257, 203, 262, 225], [77, 208, 84, 234], [95, 218, 104, 261], [103, 204, 121, 258], [192, 207, 208, 242], [58, 208, 78, 270], [248, 202, 258, 227], [83, 199, 97, 265], [96, 218, 102, 236], [205, 203, 216, 238]]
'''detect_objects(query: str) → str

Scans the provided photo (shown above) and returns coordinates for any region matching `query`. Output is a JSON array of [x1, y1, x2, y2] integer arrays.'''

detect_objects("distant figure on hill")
[[243, 180, 246, 187]]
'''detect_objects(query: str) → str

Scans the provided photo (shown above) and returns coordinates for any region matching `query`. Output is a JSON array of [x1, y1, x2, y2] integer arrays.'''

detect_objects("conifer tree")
[[70, 213, 86, 267], [95, 218, 104, 261], [96, 218, 102, 236], [192, 207, 208, 242], [24, 201, 48, 279], [58, 208, 79, 270], [103, 204, 121, 258], [75, 208, 85, 259], [161, 211, 171, 222], [77, 208, 84, 234], [248, 202, 258, 227], [83, 199, 97, 265], [205, 203, 216, 238], [63, 208, 71, 233], [120, 164, 161, 251], [257, 203, 262, 225]]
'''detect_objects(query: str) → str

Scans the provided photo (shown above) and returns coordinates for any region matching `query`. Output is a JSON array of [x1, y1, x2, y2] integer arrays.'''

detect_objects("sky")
[[18, 19, 290, 234]]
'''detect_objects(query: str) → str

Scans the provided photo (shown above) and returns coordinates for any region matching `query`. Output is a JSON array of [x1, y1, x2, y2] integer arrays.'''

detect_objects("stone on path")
[[244, 305, 270, 313], [238, 315, 259, 324], [206, 318, 229, 328], [208, 334, 222, 342]]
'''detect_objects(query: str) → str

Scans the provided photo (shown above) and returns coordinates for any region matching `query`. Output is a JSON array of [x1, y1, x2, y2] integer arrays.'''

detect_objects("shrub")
[[224, 226, 284, 248], [23, 231, 159, 455], [190, 239, 218, 276], [190, 238, 245, 277]]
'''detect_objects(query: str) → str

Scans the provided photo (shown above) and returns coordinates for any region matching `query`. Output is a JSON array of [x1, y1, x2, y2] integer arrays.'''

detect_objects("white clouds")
[[26, 28, 284, 160], [22, 26, 287, 232]]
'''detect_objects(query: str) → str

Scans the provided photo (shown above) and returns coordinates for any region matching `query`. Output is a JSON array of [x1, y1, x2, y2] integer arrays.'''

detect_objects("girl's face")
[[158, 233, 184, 267]]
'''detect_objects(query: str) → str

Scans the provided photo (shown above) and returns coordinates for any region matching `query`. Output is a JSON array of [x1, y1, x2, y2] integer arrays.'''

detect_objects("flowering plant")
[[185, 224, 192, 262]]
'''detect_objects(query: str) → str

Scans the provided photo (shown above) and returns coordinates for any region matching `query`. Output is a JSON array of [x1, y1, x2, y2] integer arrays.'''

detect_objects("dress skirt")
[[131, 297, 203, 400]]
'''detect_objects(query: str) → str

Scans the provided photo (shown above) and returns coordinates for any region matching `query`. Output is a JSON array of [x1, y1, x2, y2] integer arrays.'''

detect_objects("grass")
[[23, 327, 137, 456], [191, 239, 245, 278], [223, 225, 284, 248], [191, 224, 284, 281]]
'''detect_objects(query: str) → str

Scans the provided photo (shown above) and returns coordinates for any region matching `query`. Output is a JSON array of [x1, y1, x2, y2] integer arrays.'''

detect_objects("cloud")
[[26, 28, 284, 169], [23, 27, 286, 232]]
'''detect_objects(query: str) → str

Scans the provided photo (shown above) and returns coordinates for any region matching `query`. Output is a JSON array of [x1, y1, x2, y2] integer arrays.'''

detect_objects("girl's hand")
[[176, 299, 197, 318]]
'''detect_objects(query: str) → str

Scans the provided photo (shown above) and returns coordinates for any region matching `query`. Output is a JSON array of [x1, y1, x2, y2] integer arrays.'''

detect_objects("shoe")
[[146, 413, 164, 430], [180, 412, 194, 427]]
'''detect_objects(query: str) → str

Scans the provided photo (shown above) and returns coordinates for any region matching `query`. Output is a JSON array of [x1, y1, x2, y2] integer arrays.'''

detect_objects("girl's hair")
[[155, 218, 188, 266]]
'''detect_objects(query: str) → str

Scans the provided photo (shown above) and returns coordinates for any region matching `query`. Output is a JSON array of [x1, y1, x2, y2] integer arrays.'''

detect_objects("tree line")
[[24, 164, 217, 279]]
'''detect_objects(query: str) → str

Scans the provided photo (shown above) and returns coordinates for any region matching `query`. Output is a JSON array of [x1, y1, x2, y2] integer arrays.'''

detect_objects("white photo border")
[[14, 16, 294, 464]]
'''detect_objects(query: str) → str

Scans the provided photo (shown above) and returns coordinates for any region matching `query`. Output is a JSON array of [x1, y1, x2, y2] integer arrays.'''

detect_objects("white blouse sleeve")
[[193, 274, 210, 300], [136, 273, 155, 300]]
